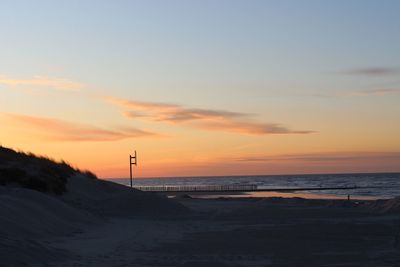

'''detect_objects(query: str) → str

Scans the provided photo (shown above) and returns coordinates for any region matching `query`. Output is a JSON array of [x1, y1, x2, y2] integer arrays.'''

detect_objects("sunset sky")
[[1, 0, 400, 178]]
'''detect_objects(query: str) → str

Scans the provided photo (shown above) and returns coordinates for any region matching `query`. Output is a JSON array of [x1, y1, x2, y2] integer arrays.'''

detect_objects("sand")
[[2, 177, 400, 267]]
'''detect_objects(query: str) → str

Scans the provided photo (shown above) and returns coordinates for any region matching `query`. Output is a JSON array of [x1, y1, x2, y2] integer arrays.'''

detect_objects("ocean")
[[109, 172, 400, 199]]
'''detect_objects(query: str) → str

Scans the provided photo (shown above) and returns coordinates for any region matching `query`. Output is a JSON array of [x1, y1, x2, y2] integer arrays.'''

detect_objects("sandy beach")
[[2, 174, 400, 267]]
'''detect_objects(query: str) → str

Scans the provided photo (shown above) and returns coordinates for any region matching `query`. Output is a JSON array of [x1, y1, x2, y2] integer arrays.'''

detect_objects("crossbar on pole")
[[129, 151, 137, 187]]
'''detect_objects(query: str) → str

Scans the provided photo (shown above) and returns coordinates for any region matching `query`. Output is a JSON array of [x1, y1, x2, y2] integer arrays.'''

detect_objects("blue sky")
[[1, 0, 399, 177]]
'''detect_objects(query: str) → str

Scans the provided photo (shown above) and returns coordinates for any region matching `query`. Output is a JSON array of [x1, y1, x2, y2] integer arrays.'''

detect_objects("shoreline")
[[106, 171, 400, 180], [107, 172, 399, 201], [168, 190, 381, 200]]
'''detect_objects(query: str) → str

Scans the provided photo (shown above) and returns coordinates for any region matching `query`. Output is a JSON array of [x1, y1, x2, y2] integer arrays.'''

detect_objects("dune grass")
[[0, 146, 97, 194]]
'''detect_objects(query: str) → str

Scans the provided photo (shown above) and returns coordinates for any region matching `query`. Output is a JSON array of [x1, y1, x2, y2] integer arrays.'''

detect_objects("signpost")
[[129, 151, 137, 187]]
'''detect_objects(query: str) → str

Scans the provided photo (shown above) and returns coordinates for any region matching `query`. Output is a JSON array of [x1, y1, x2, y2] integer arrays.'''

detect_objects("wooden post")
[[129, 151, 137, 187], [129, 156, 132, 187]]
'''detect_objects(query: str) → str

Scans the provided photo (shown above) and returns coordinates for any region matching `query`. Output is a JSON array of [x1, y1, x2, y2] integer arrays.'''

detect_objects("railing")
[[134, 184, 258, 192], [133, 184, 363, 193]]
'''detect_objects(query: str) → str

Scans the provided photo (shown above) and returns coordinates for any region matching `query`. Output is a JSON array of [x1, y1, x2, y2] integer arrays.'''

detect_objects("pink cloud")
[[234, 152, 400, 162], [106, 96, 313, 135], [2, 113, 160, 141], [0, 75, 83, 91]]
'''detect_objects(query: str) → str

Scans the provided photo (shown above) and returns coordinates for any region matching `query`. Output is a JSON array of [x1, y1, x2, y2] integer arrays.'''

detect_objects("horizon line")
[[104, 171, 400, 180]]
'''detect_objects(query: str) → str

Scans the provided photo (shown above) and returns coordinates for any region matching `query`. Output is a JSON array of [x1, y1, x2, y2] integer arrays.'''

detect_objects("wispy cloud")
[[0, 75, 83, 91], [123, 108, 248, 122], [303, 88, 400, 99], [1, 113, 160, 141], [351, 88, 400, 96], [234, 152, 400, 162], [106, 97, 178, 111], [337, 67, 398, 77], [107, 96, 247, 122], [197, 121, 313, 135], [105, 96, 313, 135]]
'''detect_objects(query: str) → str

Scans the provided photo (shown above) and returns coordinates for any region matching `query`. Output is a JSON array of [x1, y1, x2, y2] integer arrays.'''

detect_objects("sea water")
[[109, 172, 400, 199]]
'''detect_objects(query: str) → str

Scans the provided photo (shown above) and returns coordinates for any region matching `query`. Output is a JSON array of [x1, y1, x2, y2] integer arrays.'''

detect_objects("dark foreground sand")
[[2, 177, 400, 267]]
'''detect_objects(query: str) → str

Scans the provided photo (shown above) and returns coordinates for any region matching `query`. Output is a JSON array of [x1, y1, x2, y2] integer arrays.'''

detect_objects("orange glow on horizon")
[[1, 112, 400, 179]]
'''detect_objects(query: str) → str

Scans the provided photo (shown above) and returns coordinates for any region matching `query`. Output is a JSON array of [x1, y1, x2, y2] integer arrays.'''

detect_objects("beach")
[[52, 197, 400, 267], [2, 176, 400, 267]]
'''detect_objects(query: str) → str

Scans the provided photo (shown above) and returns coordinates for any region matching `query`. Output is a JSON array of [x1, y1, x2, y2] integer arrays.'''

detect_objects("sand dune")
[[0, 146, 188, 267], [61, 174, 189, 217], [0, 175, 188, 267], [0, 186, 93, 265]]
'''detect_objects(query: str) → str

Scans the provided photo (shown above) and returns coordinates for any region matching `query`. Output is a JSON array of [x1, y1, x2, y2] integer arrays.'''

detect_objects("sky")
[[1, 0, 400, 178]]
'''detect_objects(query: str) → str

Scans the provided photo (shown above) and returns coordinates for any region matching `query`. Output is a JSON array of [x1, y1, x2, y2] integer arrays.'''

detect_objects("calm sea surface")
[[109, 173, 400, 199]]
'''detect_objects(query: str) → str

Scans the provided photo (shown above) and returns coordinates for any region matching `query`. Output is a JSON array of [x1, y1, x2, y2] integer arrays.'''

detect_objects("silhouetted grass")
[[0, 146, 97, 194]]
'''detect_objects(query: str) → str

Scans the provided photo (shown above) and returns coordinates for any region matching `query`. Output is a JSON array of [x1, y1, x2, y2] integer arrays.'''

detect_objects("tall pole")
[[130, 155, 132, 187], [130, 151, 137, 188]]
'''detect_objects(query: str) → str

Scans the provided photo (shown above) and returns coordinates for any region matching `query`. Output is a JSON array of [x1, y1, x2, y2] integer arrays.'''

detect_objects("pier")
[[133, 184, 360, 193]]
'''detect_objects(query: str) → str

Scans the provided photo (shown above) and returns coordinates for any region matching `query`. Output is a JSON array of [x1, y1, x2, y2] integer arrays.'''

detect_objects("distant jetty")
[[134, 184, 362, 193]]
